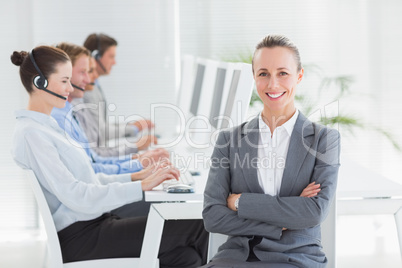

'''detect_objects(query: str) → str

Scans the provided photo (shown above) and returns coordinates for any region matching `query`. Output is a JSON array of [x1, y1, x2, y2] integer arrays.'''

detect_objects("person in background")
[[51, 42, 168, 177], [51, 42, 170, 217], [73, 33, 156, 157], [202, 35, 340, 268], [11, 45, 208, 267], [84, 55, 99, 91]]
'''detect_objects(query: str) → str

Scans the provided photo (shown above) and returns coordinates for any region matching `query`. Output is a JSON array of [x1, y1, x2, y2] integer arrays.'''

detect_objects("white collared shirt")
[[257, 110, 299, 196], [12, 110, 142, 231]]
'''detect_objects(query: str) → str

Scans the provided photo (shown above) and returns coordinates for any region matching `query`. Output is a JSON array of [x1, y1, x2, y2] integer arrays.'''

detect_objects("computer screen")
[[209, 67, 226, 129], [189, 64, 205, 116], [220, 69, 241, 129]]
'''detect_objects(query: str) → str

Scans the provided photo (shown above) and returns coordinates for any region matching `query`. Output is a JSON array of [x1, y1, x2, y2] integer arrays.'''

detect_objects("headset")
[[91, 33, 107, 73], [29, 49, 67, 100], [71, 84, 85, 92]]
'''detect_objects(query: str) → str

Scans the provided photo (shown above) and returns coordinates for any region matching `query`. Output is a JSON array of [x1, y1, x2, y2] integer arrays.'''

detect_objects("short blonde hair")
[[252, 35, 302, 73], [56, 42, 90, 66]]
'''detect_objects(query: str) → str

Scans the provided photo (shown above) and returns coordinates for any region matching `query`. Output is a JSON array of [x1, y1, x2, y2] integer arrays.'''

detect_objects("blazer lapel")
[[280, 113, 315, 196], [238, 117, 264, 194]]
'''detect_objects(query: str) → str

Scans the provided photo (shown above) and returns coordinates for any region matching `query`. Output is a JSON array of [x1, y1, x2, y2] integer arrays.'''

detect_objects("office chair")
[[24, 169, 159, 268]]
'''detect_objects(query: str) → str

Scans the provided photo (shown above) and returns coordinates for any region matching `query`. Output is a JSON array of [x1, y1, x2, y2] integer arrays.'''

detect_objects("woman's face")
[[85, 57, 99, 91], [253, 46, 303, 116], [45, 61, 73, 108], [70, 55, 90, 100]]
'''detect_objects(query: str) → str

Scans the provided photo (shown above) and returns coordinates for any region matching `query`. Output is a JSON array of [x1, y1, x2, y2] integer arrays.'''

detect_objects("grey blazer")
[[203, 112, 341, 268]]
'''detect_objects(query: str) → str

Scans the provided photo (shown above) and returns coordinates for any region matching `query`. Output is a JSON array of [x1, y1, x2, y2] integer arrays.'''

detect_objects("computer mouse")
[[166, 184, 194, 193], [189, 171, 201, 176]]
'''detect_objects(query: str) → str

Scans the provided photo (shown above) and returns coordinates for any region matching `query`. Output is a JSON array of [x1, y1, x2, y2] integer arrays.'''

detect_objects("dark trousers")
[[111, 199, 152, 218], [199, 236, 300, 268], [199, 259, 300, 268], [58, 213, 209, 268]]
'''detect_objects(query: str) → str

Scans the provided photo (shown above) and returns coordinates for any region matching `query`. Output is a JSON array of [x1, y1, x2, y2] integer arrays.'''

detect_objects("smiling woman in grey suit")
[[202, 35, 341, 268]]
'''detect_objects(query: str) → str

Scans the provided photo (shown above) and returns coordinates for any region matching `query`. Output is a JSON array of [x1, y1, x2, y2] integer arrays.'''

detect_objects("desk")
[[337, 157, 402, 256], [139, 202, 203, 268], [140, 143, 210, 268], [146, 141, 212, 202], [145, 171, 207, 202]]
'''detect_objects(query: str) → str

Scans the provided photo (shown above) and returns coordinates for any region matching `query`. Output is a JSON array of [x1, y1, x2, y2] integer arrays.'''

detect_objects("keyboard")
[[162, 170, 196, 191]]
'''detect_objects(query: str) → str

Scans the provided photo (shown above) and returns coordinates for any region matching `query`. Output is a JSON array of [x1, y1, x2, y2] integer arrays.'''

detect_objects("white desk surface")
[[145, 175, 207, 202], [145, 143, 402, 202], [145, 140, 212, 202], [337, 157, 402, 199]]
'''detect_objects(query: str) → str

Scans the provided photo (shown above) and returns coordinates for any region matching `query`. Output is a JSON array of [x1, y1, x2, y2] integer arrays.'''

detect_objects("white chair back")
[[24, 169, 156, 268]]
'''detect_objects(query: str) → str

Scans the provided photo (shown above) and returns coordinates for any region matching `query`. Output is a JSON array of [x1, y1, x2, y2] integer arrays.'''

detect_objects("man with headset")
[[73, 33, 156, 158]]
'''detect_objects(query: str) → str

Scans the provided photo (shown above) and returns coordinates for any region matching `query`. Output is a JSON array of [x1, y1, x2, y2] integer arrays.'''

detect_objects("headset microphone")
[[92, 49, 107, 73], [29, 50, 67, 100], [92, 33, 107, 73], [71, 83, 85, 92]]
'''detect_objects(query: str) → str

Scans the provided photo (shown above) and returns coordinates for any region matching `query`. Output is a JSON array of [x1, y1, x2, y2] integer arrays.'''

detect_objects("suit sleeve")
[[203, 130, 283, 240], [238, 128, 341, 229]]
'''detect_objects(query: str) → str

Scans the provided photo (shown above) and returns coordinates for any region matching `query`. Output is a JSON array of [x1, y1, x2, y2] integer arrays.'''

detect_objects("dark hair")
[[11, 46, 70, 94], [56, 42, 90, 65], [83, 33, 118, 56], [252, 35, 302, 73]]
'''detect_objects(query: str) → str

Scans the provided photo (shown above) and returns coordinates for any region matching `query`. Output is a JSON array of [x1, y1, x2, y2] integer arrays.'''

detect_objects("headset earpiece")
[[29, 50, 49, 90], [33, 75, 48, 89], [92, 49, 100, 60], [28, 49, 66, 100], [92, 33, 107, 73]]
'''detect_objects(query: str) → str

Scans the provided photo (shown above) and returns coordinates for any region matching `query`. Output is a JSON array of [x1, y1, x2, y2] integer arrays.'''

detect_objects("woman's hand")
[[141, 165, 180, 191], [132, 119, 154, 131], [227, 193, 241, 211], [131, 163, 160, 181], [300, 182, 321, 197]]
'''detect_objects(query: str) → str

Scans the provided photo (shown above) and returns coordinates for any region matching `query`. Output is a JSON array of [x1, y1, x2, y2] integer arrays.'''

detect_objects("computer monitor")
[[220, 63, 254, 130], [187, 59, 220, 146], [177, 55, 196, 117], [220, 69, 241, 129], [189, 63, 205, 116], [209, 67, 227, 129]]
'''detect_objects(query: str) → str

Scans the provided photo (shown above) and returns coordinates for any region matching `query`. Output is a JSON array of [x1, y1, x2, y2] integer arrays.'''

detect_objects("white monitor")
[[220, 63, 254, 130], [208, 62, 236, 130], [209, 66, 227, 129], [187, 59, 221, 146], [189, 58, 219, 117], [177, 55, 196, 118], [189, 63, 205, 117]]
